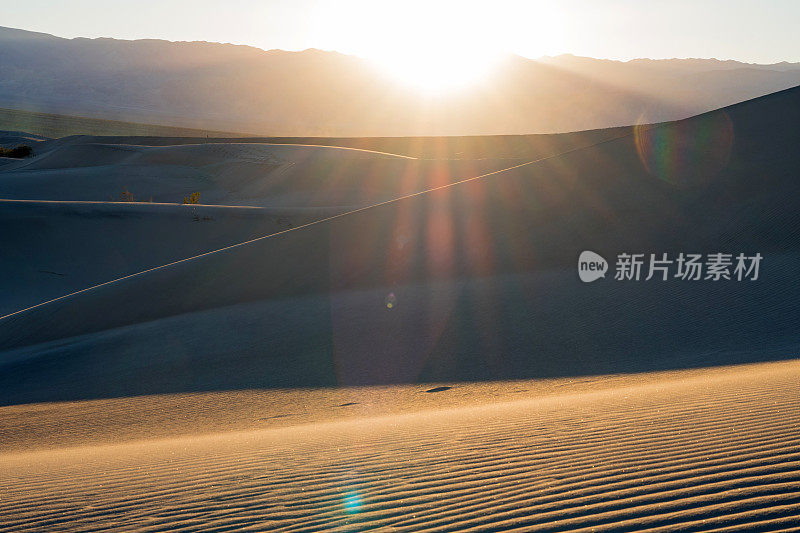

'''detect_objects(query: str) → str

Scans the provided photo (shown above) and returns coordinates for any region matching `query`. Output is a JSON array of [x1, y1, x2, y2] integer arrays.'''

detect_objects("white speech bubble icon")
[[578, 251, 608, 282]]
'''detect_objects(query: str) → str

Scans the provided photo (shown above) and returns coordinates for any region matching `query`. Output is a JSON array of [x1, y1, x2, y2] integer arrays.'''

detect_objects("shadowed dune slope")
[[0, 200, 331, 317], [0, 86, 798, 404]]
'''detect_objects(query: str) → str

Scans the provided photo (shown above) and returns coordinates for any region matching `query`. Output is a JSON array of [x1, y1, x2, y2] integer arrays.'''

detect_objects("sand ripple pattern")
[[2, 362, 800, 531]]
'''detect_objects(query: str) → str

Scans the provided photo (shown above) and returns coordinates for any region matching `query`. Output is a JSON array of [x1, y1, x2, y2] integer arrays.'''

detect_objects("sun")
[[311, 1, 565, 95], [361, 2, 503, 94], [368, 41, 500, 94], [316, 1, 506, 95]]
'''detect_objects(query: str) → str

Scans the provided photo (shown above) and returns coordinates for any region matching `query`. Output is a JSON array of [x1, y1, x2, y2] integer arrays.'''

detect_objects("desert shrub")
[[119, 187, 135, 202], [0, 145, 33, 158], [183, 192, 200, 204]]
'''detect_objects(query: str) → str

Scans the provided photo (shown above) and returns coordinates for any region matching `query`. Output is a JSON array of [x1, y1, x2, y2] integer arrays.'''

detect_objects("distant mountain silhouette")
[[2, 26, 799, 136]]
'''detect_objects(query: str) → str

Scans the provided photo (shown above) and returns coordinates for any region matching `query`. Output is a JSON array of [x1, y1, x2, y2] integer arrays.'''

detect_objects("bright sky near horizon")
[[4, 0, 798, 64]]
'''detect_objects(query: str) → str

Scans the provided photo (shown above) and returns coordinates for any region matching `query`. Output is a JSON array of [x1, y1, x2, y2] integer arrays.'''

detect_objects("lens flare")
[[634, 111, 734, 187], [342, 490, 363, 514]]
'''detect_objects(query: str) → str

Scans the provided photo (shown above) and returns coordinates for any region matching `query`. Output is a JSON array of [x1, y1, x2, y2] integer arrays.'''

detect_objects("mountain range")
[[2, 25, 800, 136]]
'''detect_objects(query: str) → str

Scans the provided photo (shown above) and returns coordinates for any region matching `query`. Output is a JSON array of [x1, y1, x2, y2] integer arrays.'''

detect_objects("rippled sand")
[[2, 360, 799, 531]]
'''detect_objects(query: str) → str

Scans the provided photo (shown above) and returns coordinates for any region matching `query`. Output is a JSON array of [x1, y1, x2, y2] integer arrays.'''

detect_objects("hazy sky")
[[3, 0, 799, 63]]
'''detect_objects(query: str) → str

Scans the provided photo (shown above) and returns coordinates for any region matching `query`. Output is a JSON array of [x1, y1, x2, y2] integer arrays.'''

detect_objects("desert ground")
[[3, 360, 800, 531], [1, 86, 799, 530]]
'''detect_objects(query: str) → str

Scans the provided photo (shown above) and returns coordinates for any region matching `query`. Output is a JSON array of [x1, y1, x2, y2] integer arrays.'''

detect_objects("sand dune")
[[2, 360, 799, 531], [30, 125, 632, 159], [0, 130, 48, 149], [1, 86, 798, 404], [0, 199, 333, 317], [0, 137, 532, 209], [0, 87, 798, 530], [0, 141, 445, 207], [0, 106, 249, 139]]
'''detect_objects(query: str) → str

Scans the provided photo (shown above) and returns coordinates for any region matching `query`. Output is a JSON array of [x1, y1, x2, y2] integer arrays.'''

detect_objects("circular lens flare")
[[635, 111, 734, 187]]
